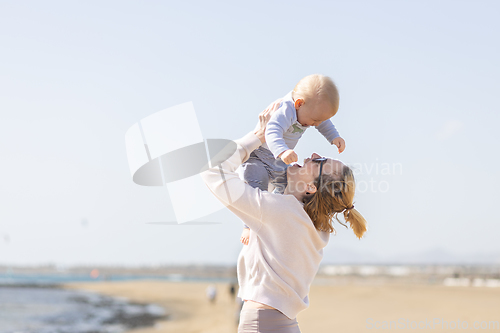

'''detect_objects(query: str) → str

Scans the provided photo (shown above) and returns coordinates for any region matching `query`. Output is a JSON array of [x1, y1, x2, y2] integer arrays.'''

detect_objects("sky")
[[0, 0, 499, 267]]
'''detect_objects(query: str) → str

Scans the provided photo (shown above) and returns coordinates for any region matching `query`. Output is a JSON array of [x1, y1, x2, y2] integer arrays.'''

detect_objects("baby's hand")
[[279, 149, 299, 165], [240, 228, 250, 245], [333, 137, 346, 153]]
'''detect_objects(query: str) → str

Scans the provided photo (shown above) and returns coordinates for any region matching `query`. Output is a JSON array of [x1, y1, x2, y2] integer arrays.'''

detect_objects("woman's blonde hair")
[[303, 165, 367, 239], [292, 74, 340, 115]]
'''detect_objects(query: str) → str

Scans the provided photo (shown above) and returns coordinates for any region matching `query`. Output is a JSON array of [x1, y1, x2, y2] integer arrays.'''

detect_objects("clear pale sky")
[[1, 0, 499, 266]]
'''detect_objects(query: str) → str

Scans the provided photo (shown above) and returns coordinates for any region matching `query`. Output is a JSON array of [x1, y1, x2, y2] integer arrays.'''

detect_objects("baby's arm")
[[266, 103, 297, 164], [316, 120, 346, 153]]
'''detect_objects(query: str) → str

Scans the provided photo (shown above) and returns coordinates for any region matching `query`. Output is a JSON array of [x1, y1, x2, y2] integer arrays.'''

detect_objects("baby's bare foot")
[[240, 228, 250, 245]]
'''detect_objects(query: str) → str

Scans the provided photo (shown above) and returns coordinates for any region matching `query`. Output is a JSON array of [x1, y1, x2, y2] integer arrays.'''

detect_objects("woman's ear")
[[305, 183, 317, 195]]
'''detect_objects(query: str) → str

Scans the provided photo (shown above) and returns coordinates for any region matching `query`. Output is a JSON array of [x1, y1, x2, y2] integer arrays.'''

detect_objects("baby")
[[239, 74, 345, 245]]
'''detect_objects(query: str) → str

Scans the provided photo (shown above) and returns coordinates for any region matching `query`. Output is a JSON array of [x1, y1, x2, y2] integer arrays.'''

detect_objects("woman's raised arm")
[[200, 101, 280, 230]]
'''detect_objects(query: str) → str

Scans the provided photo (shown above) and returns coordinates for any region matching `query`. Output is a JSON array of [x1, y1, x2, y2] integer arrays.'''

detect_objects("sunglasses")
[[311, 157, 328, 189]]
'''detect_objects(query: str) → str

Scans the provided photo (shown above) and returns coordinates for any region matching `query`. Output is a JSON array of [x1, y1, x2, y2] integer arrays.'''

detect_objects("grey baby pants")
[[241, 146, 288, 194], [239, 146, 288, 230]]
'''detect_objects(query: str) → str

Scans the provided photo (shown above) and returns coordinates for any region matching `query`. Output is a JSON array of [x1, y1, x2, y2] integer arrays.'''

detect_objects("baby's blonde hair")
[[292, 74, 340, 116]]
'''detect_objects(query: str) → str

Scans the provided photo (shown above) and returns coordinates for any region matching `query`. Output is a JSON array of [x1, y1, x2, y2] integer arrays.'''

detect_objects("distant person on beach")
[[206, 285, 217, 304], [239, 74, 346, 246], [201, 101, 367, 332]]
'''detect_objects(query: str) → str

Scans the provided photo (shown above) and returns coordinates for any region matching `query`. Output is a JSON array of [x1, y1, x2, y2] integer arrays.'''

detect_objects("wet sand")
[[62, 280, 500, 333]]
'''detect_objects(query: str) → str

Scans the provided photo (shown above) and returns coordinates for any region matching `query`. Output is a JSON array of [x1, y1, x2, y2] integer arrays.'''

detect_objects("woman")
[[201, 103, 367, 332]]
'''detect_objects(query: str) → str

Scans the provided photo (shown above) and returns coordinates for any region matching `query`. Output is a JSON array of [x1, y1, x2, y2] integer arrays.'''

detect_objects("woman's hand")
[[253, 98, 282, 143]]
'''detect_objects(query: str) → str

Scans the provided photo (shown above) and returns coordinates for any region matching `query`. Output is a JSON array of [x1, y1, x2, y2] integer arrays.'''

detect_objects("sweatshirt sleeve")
[[200, 132, 265, 231], [265, 102, 295, 159], [315, 119, 340, 144]]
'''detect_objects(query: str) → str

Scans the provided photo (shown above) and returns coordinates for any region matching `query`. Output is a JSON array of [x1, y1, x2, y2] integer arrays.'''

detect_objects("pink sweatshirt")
[[201, 132, 330, 320]]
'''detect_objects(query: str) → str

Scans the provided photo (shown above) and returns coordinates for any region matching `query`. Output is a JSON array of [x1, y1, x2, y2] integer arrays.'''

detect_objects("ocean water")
[[0, 286, 167, 333], [0, 272, 173, 333], [2, 286, 166, 332], [0, 272, 232, 285], [0, 272, 231, 333]]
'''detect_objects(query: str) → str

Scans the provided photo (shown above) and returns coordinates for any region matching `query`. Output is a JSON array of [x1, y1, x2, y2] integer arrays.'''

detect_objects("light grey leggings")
[[238, 308, 301, 333]]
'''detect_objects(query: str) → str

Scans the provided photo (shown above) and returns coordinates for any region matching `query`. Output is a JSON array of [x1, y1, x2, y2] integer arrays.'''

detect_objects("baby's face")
[[296, 99, 336, 127]]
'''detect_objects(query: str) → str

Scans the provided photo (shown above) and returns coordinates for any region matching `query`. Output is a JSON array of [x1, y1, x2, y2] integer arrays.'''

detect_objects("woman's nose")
[[311, 153, 321, 159]]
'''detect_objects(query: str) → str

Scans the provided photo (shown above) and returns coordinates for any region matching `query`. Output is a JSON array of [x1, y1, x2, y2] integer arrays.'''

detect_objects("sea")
[[0, 272, 230, 333]]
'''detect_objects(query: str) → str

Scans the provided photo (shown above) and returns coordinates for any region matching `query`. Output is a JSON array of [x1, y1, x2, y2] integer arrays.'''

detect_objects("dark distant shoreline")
[[0, 282, 62, 288]]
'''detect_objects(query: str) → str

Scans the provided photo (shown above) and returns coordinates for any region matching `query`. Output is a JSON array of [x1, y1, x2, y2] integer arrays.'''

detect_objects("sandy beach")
[[62, 279, 500, 333]]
